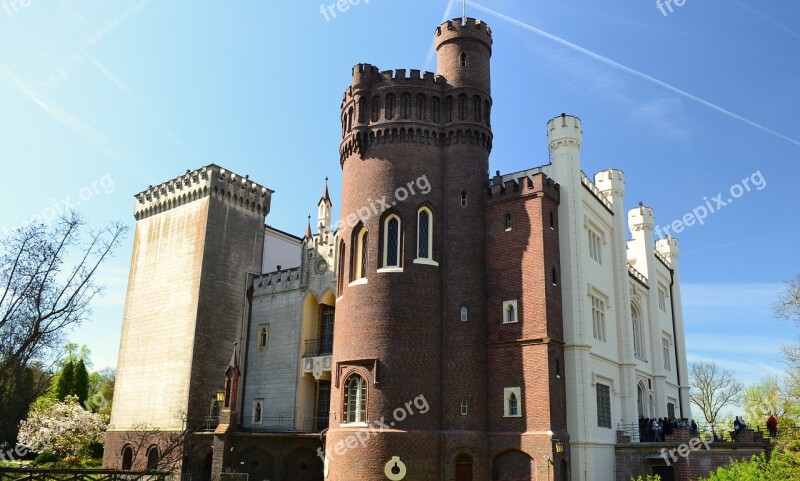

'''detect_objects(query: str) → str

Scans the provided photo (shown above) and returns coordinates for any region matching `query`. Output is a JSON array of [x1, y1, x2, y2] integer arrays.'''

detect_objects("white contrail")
[[0, 63, 149, 181], [467, 1, 800, 148], [426, 0, 458, 68], [83, 51, 185, 149]]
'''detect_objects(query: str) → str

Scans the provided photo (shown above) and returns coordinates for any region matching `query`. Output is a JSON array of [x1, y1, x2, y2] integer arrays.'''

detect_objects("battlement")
[[656, 237, 680, 262], [253, 267, 303, 295], [628, 264, 649, 287], [628, 204, 655, 231], [548, 113, 583, 151], [580, 172, 615, 212], [343, 64, 446, 106], [594, 169, 625, 201], [487, 168, 560, 203], [435, 17, 493, 51], [133, 164, 273, 221]]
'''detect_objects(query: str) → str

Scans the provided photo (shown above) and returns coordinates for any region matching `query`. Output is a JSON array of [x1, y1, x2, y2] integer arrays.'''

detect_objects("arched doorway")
[[121, 445, 133, 470], [236, 447, 274, 480], [560, 459, 570, 481], [637, 383, 645, 418], [455, 453, 473, 481], [146, 446, 159, 470], [283, 447, 323, 481], [493, 450, 535, 481]]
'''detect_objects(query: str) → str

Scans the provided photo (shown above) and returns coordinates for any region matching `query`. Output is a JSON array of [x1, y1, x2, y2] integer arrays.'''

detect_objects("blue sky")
[[0, 0, 798, 394]]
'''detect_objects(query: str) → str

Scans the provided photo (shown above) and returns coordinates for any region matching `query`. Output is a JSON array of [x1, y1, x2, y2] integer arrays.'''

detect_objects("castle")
[[104, 17, 690, 481]]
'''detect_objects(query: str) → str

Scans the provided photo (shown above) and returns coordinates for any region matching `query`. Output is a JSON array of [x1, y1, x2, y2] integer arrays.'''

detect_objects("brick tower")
[[327, 17, 493, 481]]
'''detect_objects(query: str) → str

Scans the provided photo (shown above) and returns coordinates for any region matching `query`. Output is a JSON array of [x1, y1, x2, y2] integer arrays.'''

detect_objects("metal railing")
[[617, 420, 781, 444], [303, 338, 333, 358], [0, 468, 171, 481], [248, 415, 330, 434], [187, 416, 220, 432]]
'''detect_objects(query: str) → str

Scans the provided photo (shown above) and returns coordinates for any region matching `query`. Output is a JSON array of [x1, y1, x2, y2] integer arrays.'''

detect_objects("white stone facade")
[[540, 114, 690, 481]]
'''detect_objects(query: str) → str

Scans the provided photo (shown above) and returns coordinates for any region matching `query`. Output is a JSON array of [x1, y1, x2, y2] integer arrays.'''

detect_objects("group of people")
[[638, 417, 699, 442], [734, 414, 780, 438]]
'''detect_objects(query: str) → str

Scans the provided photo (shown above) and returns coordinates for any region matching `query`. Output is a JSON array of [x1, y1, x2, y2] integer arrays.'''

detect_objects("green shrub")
[[33, 452, 58, 464]]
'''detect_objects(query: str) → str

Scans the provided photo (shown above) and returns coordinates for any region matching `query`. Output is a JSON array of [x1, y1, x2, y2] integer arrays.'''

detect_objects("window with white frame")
[[353, 227, 368, 281], [383, 215, 401, 268], [503, 300, 518, 324], [662, 336, 672, 371], [461, 400, 469, 416], [253, 399, 263, 424], [596, 383, 612, 428], [460, 191, 468, 207], [504, 387, 522, 417], [344, 374, 367, 424], [417, 207, 433, 261], [460, 306, 468, 322], [658, 287, 667, 312], [632, 305, 644, 359], [505, 213, 513, 231], [591, 294, 607, 342], [588, 228, 603, 264]]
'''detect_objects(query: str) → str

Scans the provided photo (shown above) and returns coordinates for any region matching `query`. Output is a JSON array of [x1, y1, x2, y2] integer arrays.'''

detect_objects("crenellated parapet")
[[435, 17, 493, 51], [487, 168, 560, 204], [339, 20, 495, 167], [133, 164, 273, 221], [253, 267, 303, 295]]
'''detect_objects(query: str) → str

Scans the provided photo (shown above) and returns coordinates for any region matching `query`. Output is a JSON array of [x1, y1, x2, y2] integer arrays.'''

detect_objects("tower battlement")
[[628, 203, 655, 231], [435, 17, 493, 51], [342, 64, 445, 107], [548, 113, 583, 151], [254, 267, 303, 295], [594, 169, 625, 199], [656, 237, 680, 263], [133, 164, 274, 221], [487, 168, 560, 203]]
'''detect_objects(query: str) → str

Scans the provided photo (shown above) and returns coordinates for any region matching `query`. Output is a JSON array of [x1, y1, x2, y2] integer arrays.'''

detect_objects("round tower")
[[328, 17, 493, 481], [594, 169, 625, 205]]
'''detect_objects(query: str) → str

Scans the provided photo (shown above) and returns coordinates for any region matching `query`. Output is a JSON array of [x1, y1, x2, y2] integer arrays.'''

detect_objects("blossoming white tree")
[[17, 395, 107, 456]]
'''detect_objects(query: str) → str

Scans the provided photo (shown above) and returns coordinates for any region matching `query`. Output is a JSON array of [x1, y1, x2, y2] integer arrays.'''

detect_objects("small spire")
[[320, 176, 331, 204], [225, 342, 240, 378], [462, 0, 467, 22], [305, 214, 313, 240]]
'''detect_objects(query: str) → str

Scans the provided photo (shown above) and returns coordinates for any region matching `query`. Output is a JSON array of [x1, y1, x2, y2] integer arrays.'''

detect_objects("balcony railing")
[[303, 338, 333, 357]]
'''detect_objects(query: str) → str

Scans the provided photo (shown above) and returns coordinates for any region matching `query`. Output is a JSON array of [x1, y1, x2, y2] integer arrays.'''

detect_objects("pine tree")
[[73, 360, 89, 406], [56, 361, 75, 401]]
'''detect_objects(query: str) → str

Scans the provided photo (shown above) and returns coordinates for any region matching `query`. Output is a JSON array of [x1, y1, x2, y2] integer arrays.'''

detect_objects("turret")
[[656, 236, 680, 269], [435, 17, 492, 91], [627, 203, 655, 274], [318, 178, 332, 231], [594, 169, 625, 206], [547, 114, 583, 190]]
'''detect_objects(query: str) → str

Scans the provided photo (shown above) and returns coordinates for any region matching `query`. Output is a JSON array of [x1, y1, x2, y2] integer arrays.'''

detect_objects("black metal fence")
[[0, 468, 172, 481]]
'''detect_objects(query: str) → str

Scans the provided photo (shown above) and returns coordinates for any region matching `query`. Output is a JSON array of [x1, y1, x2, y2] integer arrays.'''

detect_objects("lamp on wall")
[[216, 391, 226, 403], [555, 441, 565, 454]]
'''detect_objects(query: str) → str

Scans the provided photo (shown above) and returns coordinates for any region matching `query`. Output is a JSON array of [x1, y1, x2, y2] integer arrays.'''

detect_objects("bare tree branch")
[[0, 213, 127, 444], [690, 360, 744, 438]]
